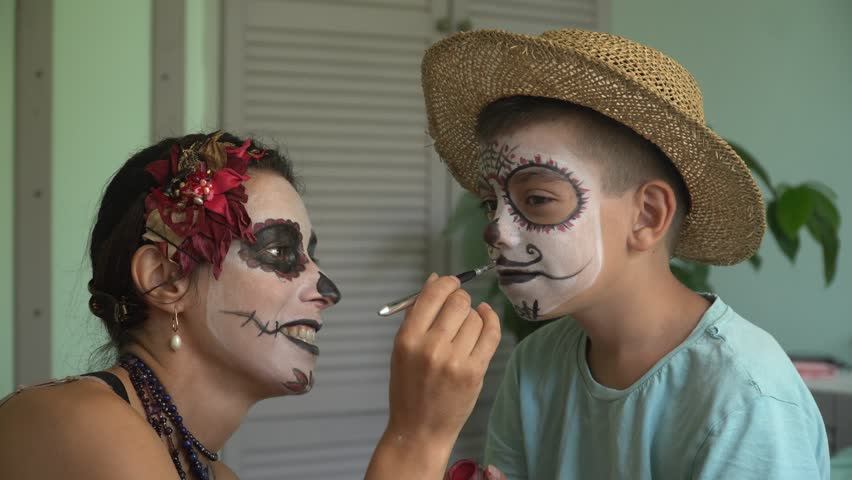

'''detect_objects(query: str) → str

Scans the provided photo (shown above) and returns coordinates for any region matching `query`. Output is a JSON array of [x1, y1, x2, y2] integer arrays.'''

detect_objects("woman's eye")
[[266, 247, 296, 263], [526, 195, 554, 207]]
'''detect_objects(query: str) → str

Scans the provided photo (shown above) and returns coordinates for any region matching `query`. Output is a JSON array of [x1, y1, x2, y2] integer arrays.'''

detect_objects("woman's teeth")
[[285, 326, 316, 344]]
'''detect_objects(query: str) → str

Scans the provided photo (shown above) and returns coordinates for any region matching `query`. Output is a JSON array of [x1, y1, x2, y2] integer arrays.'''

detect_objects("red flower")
[[143, 136, 262, 278]]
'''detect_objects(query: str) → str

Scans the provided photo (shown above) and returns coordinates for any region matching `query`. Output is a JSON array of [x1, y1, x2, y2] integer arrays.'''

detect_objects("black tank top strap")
[[81, 371, 130, 404]]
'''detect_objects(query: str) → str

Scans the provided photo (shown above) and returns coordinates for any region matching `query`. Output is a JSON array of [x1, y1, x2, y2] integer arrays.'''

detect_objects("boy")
[[421, 29, 829, 479]]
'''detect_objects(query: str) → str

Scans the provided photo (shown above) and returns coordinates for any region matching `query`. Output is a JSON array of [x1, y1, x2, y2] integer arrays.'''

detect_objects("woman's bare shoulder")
[[0, 378, 177, 479]]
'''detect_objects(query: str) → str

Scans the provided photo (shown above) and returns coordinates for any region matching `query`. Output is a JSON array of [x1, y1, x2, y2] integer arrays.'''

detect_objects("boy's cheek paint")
[[482, 140, 605, 321]]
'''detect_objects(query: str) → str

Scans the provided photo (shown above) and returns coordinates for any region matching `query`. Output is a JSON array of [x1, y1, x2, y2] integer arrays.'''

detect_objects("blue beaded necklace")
[[120, 354, 219, 480]]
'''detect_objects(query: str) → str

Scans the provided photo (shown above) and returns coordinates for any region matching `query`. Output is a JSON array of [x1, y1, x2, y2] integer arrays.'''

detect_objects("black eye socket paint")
[[478, 142, 591, 234], [239, 218, 308, 280], [503, 161, 589, 233]]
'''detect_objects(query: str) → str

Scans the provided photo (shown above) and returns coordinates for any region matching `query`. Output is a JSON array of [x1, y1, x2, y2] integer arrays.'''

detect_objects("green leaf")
[[804, 181, 838, 201], [804, 185, 841, 231], [767, 200, 800, 262], [728, 140, 776, 197], [775, 186, 815, 239], [748, 253, 763, 270], [806, 212, 840, 286], [775, 183, 792, 198]]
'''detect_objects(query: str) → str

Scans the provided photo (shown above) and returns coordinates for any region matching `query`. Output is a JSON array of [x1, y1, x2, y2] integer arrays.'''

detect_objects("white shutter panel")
[[469, 0, 605, 33], [222, 1, 455, 478]]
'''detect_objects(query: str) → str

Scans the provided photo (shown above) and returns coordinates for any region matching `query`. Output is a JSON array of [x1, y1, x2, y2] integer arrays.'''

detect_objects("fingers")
[[450, 304, 485, 357], [485, 465, 507, 480], [427, 288, 472, 339], [398, 274, 460, 337], [470, 302, 502, 367]]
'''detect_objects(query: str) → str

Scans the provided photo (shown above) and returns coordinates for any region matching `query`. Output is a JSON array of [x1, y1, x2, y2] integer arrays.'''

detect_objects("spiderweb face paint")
[[204, 172, 339, 396], [479, 128, 604, 321]]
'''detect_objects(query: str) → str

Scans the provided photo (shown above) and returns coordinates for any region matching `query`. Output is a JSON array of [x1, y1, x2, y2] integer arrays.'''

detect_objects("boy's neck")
[[574, 265, 711, 390]]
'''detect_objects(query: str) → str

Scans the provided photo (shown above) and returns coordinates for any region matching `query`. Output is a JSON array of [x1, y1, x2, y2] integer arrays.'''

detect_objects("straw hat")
[[422, 29, 765, 265]]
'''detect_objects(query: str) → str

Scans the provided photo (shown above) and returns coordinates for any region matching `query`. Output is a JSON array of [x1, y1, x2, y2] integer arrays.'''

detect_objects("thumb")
[[484, 465, 507, 480]]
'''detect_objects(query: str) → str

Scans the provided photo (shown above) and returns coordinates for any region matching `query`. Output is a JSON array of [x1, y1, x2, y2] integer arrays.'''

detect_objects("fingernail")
[[427, 272, 438, 282], [485, 465, 500, 479]]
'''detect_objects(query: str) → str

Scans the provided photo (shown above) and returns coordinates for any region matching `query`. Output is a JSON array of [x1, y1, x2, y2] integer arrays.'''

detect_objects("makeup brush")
[[377, 263, 496, 317]]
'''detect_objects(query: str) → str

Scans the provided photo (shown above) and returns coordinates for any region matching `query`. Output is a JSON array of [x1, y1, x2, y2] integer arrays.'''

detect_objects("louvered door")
[[221, 1, 605, 477], [222, 1, 455, 478]]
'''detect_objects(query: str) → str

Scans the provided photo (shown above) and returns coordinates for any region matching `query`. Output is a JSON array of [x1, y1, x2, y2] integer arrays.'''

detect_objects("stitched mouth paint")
[[221, 310, 322, 356]]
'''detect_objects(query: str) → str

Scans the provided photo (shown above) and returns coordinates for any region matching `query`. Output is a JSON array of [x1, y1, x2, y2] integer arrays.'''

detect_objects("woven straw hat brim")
[[422, 29, 765, 265]]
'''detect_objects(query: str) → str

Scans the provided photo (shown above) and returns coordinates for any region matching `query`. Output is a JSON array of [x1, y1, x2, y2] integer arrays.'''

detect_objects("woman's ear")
[[130, 245, 189, 313], [627, 180, 676, 254]]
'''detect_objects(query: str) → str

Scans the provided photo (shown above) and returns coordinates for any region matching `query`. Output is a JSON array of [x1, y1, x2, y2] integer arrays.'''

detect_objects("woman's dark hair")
[[88, 132, 298, 352]]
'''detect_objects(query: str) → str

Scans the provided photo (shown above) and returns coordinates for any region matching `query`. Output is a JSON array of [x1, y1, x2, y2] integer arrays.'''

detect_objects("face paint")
[[238, 219, 308, 280], [203, 172, 340, 396], [479, 129, 604, 321]]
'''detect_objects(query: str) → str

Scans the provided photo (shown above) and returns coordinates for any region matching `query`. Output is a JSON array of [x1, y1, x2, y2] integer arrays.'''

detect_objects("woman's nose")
[[316, 272, 341, 306]]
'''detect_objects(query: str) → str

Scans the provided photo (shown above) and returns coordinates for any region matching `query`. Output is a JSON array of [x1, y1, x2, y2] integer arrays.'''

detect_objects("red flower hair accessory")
[[142, 131, 264, 278]]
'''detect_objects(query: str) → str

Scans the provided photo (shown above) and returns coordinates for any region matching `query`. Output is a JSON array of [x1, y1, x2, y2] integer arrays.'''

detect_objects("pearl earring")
[[170, 307, 182, 351]]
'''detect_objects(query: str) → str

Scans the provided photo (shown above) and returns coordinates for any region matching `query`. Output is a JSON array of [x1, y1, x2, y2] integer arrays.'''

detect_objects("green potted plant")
[[444, 142, 842, 341]]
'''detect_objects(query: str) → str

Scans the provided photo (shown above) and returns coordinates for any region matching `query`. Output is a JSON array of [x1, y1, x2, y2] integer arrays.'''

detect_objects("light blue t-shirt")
[[484, 296, 829, 479]]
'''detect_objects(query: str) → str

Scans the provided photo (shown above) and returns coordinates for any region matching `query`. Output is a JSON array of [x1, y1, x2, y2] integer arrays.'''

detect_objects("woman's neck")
[[113, 343, 259, 453]]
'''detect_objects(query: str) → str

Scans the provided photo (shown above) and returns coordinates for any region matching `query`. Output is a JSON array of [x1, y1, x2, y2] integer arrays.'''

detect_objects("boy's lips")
[[497, 270, 543, 285], [497, 258, 593, 285]]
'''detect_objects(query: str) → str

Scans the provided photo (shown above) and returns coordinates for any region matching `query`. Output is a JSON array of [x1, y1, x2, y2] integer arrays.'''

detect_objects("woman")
[[0, 132, 502, 479]]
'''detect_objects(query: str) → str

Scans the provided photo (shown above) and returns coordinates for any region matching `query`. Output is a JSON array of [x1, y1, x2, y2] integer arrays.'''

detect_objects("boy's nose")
[[483, 221, 501, 247], [483, 218, 518, 250]]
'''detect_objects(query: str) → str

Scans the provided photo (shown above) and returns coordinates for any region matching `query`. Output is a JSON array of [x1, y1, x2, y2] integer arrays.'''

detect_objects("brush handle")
[[377, 292, 420, 317], [376, 264, 494, 317]]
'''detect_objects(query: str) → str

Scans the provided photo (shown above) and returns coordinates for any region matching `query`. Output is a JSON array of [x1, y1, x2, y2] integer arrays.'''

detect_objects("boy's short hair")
[[475, 96, 691, 251]]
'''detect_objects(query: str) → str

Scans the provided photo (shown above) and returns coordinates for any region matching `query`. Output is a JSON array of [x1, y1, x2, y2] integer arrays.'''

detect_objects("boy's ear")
[[130, 244, 190, 314], [627, 180, 677, 254]]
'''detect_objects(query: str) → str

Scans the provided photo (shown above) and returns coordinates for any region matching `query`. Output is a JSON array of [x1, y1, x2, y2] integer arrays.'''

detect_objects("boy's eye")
[[526, 195, 554, 207], [480, 199, 498, 215]]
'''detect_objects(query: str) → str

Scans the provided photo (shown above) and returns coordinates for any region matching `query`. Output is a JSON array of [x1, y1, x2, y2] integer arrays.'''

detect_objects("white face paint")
[[204, 171, 340, 395], [479, 125, 604, 321]]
